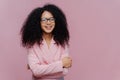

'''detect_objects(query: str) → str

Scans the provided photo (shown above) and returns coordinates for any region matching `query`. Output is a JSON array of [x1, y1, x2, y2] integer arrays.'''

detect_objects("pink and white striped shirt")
[[27, 38, 70, 80]]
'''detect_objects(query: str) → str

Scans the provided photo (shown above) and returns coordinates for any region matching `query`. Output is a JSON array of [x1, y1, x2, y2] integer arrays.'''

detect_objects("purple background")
[[0, 0, 120, 80]]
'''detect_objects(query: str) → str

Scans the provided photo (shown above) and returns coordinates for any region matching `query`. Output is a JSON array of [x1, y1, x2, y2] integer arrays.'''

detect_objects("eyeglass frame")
[[40, 17, 55, 23]]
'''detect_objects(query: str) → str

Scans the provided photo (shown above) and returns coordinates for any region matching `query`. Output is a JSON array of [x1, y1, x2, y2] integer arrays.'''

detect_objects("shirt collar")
[[41, 36, 56, 45]]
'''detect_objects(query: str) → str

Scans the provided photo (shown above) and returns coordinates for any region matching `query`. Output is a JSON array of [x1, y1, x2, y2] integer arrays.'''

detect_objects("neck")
[[43, 33, 52, 41]]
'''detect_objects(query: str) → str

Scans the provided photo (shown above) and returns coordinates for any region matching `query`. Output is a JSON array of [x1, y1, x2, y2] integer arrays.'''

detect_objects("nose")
[[46, 20, 51, 24]]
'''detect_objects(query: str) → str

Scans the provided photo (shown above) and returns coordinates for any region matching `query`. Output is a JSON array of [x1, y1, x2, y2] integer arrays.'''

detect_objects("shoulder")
[[27, 43, 40, 51]]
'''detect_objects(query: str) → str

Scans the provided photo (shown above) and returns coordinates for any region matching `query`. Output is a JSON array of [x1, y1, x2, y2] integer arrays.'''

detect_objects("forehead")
[[41, 11, 53, 18]]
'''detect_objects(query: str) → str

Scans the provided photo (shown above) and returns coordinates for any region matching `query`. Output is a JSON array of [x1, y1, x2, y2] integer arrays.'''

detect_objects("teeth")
[[45, 26, 52, 29]]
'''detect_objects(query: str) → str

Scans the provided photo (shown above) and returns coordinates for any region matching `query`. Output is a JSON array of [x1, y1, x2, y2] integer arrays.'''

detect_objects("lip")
[[45, 26, 52, 30]]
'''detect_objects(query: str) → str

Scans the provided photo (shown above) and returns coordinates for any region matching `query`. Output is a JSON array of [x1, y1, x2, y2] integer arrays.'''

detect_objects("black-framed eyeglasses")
[[41, 17, 55, 23]]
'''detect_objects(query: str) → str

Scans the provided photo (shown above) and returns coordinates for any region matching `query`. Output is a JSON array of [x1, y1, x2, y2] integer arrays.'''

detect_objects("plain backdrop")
[[0, 0, 120, 80]]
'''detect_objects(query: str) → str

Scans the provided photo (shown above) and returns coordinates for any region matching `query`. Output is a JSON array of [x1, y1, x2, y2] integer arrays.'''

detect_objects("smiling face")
[[40, 11, 55, 34]]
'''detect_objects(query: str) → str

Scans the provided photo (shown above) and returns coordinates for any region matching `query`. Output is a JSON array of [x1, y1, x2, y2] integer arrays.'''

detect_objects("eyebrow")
[[41, 17, 54, 19]]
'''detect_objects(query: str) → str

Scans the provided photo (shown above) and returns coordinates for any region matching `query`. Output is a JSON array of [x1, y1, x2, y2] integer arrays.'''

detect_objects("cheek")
[[40, 23, 45, 29], [53, 23, 55, 27]]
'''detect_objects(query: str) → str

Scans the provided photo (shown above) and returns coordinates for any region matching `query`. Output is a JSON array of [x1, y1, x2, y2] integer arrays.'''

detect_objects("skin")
[[40, 11, 72, 68], [40, 11, 55, 48], [40, 11, 55, 35]]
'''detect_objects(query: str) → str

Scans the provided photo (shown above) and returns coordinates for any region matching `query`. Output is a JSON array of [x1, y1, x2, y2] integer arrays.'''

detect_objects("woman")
[[20, 4, 72, 80]]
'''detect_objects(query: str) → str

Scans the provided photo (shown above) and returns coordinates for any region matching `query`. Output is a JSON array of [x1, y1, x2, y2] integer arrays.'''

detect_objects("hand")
[[62, 57, 72, 68]]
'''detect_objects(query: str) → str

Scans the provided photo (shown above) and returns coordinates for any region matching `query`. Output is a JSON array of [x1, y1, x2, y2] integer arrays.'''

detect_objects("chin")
[[44, 30, 53, 34]]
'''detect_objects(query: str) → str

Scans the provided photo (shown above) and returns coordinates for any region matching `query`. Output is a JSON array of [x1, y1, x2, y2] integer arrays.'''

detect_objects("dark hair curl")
[[20, 4, 69, 48]]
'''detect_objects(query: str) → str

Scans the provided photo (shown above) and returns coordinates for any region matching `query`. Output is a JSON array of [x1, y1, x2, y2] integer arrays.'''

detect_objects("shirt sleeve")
[[37, 45, 70, 79], [61, 45, 70, 76], [61, 45, 70, 58], [27, 48, 64, 78], [39, 68, 68, 79]]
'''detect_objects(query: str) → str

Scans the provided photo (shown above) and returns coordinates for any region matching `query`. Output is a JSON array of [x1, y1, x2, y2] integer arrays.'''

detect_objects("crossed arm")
[[27, 46, 72, 78]]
